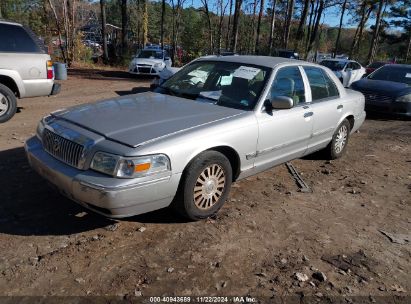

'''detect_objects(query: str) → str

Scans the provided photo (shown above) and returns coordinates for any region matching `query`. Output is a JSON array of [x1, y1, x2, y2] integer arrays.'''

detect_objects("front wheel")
[[0, 84, 17, 123], [325, 119, 351, 159], [173, 151, 232, 220]]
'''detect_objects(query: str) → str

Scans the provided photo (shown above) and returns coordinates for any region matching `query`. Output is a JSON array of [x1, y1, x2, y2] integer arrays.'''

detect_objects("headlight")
[[36, 115, 53, 141], [154, 62, 164, 68], [396, 94, 411, 102], [90, 152, 171, 178]]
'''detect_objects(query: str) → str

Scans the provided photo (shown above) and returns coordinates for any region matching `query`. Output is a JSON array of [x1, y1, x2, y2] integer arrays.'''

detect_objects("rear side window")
[[303, 67, 339, 101], [0, 24, 42, 53]]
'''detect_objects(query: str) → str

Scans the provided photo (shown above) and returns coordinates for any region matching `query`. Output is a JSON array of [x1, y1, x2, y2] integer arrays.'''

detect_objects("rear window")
[[0, 23, 42, 53]]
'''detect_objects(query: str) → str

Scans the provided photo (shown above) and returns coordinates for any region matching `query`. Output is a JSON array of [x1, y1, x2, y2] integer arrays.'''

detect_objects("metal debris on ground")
[[379, 230, 410, 245], [285, 162, 312, 193]]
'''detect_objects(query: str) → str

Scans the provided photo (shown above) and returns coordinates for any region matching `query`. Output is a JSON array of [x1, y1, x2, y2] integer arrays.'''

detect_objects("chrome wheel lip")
[[0, 93, 9, 116], [193, 164, 225, 210], [334, 125, 348, 154]]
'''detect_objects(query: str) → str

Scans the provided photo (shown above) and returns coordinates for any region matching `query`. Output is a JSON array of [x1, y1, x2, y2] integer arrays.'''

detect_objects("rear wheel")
[[325, 119, 351, 159], [173, 151, 232, 220], [0, 84, 17, 123]]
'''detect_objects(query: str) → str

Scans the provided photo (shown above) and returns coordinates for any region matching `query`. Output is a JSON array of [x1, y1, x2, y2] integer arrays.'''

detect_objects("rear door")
[[302, 66, 343, 154]]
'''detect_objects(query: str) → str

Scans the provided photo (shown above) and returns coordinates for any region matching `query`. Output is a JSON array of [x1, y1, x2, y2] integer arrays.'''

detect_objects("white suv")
[[0, 21, 61, 123]]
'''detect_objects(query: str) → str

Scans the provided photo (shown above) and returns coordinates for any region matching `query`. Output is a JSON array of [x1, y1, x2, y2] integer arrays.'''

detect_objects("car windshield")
[[137, 50, 164, 59], [320, 60, 346, 71], [368, 66, 411, 85], [156, 61, 271, 110]]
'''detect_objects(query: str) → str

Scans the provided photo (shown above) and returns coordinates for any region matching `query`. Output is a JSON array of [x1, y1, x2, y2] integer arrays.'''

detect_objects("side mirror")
[[165, 57, 170, 61], [271, 96, 294, 109], [345, 68, 352, 72]]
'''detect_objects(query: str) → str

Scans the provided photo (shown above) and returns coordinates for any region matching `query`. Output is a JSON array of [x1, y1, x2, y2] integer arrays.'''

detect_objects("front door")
[[254, 66, 314, 170]]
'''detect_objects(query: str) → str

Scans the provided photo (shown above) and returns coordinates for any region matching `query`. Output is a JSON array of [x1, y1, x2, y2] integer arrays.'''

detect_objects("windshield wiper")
[[158, 85, 177, 96]]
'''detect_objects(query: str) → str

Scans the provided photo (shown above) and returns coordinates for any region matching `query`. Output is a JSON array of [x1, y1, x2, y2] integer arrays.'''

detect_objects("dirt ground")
[[0, 67, 410, 303]]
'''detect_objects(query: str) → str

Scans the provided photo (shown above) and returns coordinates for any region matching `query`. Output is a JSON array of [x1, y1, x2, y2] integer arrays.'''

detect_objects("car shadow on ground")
[[115, 87, 151, 96], [0, 147, 189, 236], [0, 147, 114, 236]]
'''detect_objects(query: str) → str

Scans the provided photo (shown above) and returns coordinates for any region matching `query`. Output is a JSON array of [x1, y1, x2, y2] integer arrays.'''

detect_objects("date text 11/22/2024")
[[148, 296, 257, 303]]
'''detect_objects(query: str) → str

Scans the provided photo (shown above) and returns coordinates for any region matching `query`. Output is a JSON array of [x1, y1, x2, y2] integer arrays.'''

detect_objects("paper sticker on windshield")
[[233, 66, 261, 80], [406, 73, 411, 78]]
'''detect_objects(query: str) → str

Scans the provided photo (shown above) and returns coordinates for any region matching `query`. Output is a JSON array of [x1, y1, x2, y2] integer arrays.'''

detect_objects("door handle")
[[304, 112, 314, 118], [337, 105, 343, 109]]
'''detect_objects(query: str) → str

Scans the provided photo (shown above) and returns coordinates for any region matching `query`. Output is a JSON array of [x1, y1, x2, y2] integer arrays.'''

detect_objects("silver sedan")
[[25, 56, 366, 220]]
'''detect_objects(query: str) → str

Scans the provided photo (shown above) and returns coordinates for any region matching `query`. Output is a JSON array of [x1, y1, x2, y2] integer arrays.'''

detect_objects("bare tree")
[[294, 0, 310, 50], [284, 0, 295, 49], [334, 0, 348, 57], [306, 0, 325, 57], [367, 0, 386, 64], [225, 0, 233, 49], [120, 0, 128, 57], [268, 0, 277, 55], [200, 0, 214, 53], [255, 0, 265, 54], [142, 0, 148, 46], [231, 0, 243, 52], [161, 0, 165, 49], [100, 0, 109, 62]]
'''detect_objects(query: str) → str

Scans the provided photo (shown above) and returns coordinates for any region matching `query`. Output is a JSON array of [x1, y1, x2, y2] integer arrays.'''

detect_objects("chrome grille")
[[357, 90, 394, 103], [43, 129, 84, 168]]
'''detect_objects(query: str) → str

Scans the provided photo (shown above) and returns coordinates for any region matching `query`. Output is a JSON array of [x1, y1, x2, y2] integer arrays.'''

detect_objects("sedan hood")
[[51, 92, 245, 147], [132, 58, 163, 65], [351, 79, 411, 97]]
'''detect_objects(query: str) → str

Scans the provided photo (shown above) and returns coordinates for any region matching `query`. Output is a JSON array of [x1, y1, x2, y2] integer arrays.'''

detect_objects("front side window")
[[303, 67, 339, 101], [0, 24, 42, 53], [157, 61, 271, 110], [270, 66, 306, 105]]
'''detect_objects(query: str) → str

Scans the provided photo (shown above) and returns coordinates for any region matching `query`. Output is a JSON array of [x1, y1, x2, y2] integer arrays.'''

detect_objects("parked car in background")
[[320, 59, 366, 87], [129, 48, 172, 76], [0, 20, 60, 123], [276, 49, 300, 60], [350, 64, 411, 118], [365, 61, 390, 76], [26, 56, 365, 220]]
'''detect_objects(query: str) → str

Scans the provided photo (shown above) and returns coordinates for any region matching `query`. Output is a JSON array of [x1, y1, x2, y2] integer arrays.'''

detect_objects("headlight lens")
[[36, 115, 53, 141], [154, 62, 164, 68], [90, 152, 171, 178], [396, 94, 411, 102]]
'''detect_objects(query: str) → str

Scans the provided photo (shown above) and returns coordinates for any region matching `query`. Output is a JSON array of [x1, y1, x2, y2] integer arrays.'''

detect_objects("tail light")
[[47, 60, 54, 79]]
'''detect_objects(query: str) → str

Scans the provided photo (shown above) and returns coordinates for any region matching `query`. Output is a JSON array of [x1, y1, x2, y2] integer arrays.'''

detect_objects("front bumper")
[[50, 83, 61, 96], [25, 136, 181, 218], [129, 65, 162, 76]]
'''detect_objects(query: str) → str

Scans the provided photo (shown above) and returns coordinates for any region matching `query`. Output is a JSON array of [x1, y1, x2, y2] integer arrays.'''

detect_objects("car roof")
[[196, 55, 304, 68], [321, 58, 353, 63], [0, 20, 23, 26], [382, 64, 411, 68]]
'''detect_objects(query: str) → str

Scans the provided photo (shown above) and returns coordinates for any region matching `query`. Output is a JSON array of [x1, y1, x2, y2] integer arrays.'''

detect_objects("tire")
[[173, 151, 232, 220], [0, 83, 17, 123], [326, 119, 351, 160]]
